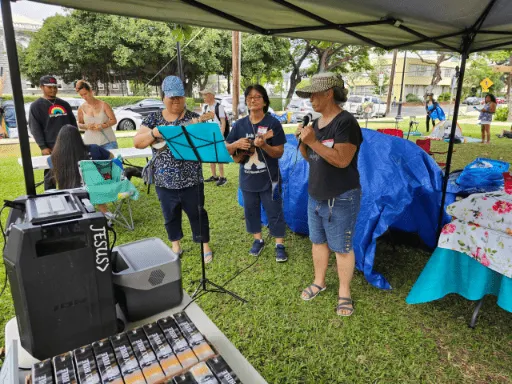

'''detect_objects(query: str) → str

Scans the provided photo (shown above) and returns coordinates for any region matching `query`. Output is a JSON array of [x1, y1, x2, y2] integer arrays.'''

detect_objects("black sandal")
[[301, 283, 326, 301], [336, 297, 355, 317]]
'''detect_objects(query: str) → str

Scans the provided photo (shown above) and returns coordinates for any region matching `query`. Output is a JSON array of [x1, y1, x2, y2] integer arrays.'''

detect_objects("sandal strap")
[[337, 297, 354, 306], [302, 284, 325, 299]]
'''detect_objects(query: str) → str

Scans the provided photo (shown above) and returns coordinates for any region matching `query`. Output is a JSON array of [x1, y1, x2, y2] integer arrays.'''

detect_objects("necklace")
[[45, 97, 57, 106]]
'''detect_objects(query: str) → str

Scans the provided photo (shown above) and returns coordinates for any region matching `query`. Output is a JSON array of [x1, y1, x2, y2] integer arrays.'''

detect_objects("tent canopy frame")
[[2, 0, 508, 236]]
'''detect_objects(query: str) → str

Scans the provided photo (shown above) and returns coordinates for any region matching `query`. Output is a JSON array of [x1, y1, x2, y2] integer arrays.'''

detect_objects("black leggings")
[[426, 115, 437, 132]]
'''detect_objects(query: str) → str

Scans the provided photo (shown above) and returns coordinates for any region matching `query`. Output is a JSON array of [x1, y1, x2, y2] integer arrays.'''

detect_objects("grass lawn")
[[0, 120, 511, 383]]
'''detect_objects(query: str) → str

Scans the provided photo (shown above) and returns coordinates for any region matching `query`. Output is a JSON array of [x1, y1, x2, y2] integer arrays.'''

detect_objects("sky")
[[10, 0, 64, 22]]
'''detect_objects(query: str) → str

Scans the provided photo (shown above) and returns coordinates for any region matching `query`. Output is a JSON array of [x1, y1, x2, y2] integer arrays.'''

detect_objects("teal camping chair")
[[79, 155, 139, 230]]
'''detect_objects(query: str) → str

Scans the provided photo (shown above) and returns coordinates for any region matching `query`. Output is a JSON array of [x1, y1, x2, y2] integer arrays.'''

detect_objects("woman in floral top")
[[134, 76, 213, 263]]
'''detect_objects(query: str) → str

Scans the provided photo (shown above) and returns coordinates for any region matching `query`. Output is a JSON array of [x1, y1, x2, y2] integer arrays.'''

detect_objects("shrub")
[[405, 93, 422, 103], [495, 106, 509, 122], [438, 92, 452, 102], [269, 97, 284, 111]]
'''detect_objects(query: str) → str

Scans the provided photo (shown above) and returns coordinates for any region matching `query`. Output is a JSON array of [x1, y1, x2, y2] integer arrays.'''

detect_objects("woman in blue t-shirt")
[[50, 124, 113, 214], [226, 85, 288, 262]]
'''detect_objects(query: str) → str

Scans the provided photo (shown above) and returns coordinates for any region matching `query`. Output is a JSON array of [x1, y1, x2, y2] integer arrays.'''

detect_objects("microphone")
[[297, 113, 313, 147]]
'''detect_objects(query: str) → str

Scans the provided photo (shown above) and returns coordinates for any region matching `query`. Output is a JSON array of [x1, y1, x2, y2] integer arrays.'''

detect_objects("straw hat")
[[296, 72, 344, 98]]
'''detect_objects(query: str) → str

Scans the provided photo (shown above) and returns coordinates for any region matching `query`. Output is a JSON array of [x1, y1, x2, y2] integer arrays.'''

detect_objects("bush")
[[405, 93, 422, 103], [269, 97, 284, 111], [495, 106, 509, 122], [438, 92, 452, 102]]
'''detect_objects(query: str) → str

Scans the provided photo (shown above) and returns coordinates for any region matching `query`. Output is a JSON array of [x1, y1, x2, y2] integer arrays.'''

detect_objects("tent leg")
[[437, 51, 468, 237], [1, 0, 35, 195], [469, 297, 485, 329]]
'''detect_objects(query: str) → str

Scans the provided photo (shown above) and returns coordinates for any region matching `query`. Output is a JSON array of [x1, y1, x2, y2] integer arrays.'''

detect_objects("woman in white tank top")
[[76, 80, 118, 150]]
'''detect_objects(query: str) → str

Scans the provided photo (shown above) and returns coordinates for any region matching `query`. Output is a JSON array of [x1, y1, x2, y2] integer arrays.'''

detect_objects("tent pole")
[[1, 0, 35, 195], [437, 51, 468, 237]]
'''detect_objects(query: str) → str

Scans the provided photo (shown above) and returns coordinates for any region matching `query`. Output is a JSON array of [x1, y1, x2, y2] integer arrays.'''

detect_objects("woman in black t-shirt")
[[296, 73, 363, 317]]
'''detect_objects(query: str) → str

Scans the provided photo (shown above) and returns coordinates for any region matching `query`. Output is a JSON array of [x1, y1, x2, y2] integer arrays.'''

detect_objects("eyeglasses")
[[247, 96, 263, 101]]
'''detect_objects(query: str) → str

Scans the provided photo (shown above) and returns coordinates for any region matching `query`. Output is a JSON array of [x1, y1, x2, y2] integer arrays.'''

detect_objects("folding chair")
[[416, 138, 450, 168], [79, 155, 139, 230], [377, 128, 404, 138], [406, 116, 421, 139]]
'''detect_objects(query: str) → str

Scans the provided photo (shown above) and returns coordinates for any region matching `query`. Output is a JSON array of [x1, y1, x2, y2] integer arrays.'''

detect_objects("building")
[[0, 14, 127, 96], [351, 52, 459, 101]]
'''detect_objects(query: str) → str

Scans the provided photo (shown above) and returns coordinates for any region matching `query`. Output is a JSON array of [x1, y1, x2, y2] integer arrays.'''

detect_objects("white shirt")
[[203, 102, 226, 128]]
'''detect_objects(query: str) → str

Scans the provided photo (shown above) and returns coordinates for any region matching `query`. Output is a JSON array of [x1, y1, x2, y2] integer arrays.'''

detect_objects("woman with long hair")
[[225, 84, 288, 262], [76, 80, 118, 150], [51, 124, 113, 213], [476, 93, 497, 144], [133, 76, 213, 262]]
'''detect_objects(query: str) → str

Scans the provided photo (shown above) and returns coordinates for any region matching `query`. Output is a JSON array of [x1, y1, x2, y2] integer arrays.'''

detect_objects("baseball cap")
[[40, 75, 58, 87], [162, 76, 185, 98], [199, 87, 216, 96]]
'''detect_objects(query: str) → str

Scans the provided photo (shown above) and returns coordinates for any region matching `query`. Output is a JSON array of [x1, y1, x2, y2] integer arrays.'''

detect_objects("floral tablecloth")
[[439, 191, 512, 279]]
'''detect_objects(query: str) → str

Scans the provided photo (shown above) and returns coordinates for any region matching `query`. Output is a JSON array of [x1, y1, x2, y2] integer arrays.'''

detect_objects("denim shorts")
[[308, 188, 361, 254], [101, 141, 119, 150]]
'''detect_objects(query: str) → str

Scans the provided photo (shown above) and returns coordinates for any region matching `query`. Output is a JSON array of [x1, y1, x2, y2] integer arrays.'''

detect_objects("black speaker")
[[3, 191, 117, 359]]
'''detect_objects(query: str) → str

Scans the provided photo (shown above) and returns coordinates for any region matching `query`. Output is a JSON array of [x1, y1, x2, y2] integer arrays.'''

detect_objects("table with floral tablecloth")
[[406, 191, 512, 315]]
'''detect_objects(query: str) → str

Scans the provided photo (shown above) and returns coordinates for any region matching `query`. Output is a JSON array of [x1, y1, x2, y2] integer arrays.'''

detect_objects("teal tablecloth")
[[406, 248, 512, 313]]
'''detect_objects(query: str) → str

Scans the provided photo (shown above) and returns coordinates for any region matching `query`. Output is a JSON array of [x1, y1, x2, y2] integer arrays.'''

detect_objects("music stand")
[[158, 122, 247, 305]]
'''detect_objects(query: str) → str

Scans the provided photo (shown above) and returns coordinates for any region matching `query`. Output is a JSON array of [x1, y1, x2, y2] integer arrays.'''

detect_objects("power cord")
[[0, 205, 9, 299]]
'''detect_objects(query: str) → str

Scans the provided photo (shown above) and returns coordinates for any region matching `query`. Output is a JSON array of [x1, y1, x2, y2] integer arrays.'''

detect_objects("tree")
[[368, 57, 390, 96], [309, 43, 372, 74], [285, 39, 315, 100], [484, 50, 512, 121], [240, 34, 290, 89], [414, 52, 456, 87], [464, 57, 504, 97]]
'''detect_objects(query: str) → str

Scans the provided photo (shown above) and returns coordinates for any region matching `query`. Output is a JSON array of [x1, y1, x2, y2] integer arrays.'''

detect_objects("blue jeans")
[[101, 141, 119, 150], [308, 188, 361, 254], [155, 184, 210, 243], [242, 187, 286, 238]]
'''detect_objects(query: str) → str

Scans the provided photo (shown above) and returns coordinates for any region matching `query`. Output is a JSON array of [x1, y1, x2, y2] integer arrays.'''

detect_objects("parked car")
[[345, 95, 386, 118], [113, 108, 143, 131], [463, 96, 480, 105], [118, 99, 164, 116], [216, 95, 247, 118], [61, 98, 85, 117], [285, 98, 321, 122], [496, 97, 506, 104]]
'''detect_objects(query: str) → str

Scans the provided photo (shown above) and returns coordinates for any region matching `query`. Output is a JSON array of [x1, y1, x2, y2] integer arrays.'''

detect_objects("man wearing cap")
[[29, 75, 77, 190], [295, 72, 363, 317], [199, 87, 228, 186]]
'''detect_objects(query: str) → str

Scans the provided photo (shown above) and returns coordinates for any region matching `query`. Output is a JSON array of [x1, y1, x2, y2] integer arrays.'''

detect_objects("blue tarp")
[[239, 130, 448, 290]]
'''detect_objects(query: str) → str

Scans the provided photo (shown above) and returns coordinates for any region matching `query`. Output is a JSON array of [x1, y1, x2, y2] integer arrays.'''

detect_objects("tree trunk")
[[227, 73, 231, 95], [386, 49, 398, 115], [508, 55, 512, 122], [318, 49, 329, 73], [286, 71, 301, 101]]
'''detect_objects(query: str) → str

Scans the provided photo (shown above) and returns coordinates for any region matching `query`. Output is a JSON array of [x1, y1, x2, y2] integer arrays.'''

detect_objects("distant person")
[[29, 75, 77, 190], [76, 80, 118, 150], [497, 129, 512, 138], [425, 93, 445, 132], [476, 94, 497, 144], [50, 124, 113, 214], [200, 87, 228, 186], [392, 96, 397, 107]]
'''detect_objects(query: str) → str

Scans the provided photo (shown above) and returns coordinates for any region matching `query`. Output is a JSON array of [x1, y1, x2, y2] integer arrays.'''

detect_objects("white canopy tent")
[[4, 0, 512, 234]]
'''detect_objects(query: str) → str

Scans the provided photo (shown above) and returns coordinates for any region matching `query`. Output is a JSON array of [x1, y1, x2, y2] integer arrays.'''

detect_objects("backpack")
[[204, 103, 230, 139]]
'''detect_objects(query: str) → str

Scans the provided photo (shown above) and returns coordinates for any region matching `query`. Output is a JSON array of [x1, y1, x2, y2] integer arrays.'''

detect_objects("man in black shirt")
[[29, 75, 77, 190], [296, 72, 363, 317]]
